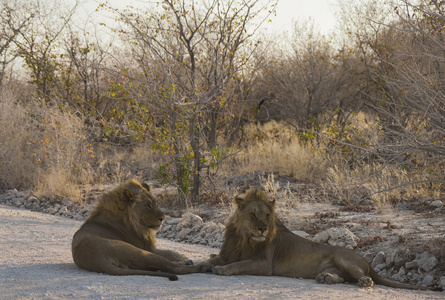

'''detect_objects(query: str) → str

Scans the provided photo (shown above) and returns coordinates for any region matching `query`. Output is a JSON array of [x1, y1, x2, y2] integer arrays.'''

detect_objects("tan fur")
[[203, 188, 442, 290], [72, 179, 203, 280]]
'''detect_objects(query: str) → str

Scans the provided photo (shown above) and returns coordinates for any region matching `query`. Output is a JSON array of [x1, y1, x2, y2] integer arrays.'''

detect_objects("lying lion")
[[202, 188, 442, 291], [72, 179, 202, 280]]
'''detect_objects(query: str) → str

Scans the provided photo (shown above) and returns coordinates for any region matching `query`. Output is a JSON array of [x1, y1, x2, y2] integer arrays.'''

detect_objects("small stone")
[[178, 228, 192, 239], [405, 260, 418, 270], [27, 196, 37, 202], [422, 275, 434, 286], [363, 251, 374, 264], [375, 263, 386, 271], [182, 212, 203, 228], [416, 253, 438, 273], [430, 200, 443, 208], [371, 252, 386, 269], [439, 276, 445, 289]]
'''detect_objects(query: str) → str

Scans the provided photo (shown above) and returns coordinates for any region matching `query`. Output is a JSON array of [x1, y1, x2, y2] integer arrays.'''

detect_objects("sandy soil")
[[1, 204, 443, 299]]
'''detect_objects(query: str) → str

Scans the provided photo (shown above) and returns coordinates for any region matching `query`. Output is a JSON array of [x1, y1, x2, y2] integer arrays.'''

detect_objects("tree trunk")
[[189, 117, 200, 203]]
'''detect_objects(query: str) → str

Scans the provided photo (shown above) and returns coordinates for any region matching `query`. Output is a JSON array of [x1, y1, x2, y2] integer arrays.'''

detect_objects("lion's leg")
[[151, 248, 194, 265], [212, 259, 272, 276], [315, 267, 345, 284], [102, 240, 202, 274], [332, 251, 374, 288]]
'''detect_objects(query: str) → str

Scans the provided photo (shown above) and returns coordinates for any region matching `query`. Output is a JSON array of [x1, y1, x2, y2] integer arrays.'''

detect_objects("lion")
[[202, 188, 442, 291], [72, 179, 203, 280]]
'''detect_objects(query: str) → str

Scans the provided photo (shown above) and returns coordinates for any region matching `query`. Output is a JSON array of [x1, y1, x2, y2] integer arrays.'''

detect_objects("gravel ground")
[[1, 204, 444, 299]]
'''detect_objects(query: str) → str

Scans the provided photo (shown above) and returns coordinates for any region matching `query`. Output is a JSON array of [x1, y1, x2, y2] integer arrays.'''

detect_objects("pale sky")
[[271, 0, 337, 34], [72, 0, 338, 35]]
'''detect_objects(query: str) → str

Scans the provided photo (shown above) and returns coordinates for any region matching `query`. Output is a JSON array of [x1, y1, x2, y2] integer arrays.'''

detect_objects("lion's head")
[[89, 179, 164, 242], [229, 188, 277, 244]]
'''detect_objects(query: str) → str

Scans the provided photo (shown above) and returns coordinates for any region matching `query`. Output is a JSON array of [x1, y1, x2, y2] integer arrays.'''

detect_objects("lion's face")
[[234, 189, 276, 243], [130, 184, 165, 232]]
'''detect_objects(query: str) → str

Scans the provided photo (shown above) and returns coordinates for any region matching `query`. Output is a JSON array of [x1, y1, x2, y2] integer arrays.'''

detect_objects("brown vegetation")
[[0, 0, 443, 210]]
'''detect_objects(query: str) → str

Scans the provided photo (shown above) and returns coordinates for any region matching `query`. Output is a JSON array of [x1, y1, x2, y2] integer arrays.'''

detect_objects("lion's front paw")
[[175, 257, 194, 265], [197, 261, 214, 273], [357, 276, 374, 288], [212, 266, 229, 276], [315, 272, 344, 284]]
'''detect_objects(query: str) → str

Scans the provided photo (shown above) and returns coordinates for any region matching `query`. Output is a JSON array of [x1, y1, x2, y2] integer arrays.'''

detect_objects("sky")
[[72, 0, 338, 35], [269, 0, 338, 35]]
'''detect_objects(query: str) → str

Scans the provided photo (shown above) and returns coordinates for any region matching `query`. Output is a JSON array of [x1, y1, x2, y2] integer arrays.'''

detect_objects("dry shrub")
[[324, 158, 442, 211], [32, 105, 94, 199], [223, 121, 325, 181], [0, 89, 96, 198], [0, 91, 39, 189]]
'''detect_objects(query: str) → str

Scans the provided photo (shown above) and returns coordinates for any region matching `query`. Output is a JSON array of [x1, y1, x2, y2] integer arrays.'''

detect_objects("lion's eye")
[[146, 203, 152, 209], [250, 212, 256, 219], [266, 213, 270, 219]]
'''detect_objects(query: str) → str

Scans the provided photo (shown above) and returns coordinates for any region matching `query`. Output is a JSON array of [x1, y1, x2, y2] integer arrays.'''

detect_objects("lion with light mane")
[[72, 179, 202, 280], [203, 188, 442, 290]]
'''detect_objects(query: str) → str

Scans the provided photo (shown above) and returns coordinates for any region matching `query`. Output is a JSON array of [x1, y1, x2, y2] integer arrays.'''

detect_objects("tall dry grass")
[[0, 90, 39, 190], [222, 121, 326, 181]]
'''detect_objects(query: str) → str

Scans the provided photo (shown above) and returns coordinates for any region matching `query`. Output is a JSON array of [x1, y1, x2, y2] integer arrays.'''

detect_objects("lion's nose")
[[258, 227, 267, 234], [158, 215, 165, 222]]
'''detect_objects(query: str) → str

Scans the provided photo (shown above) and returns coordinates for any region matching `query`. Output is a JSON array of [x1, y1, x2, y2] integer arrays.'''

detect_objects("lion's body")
[[205, 188, 441, 290], [72, 179, 202, 280]]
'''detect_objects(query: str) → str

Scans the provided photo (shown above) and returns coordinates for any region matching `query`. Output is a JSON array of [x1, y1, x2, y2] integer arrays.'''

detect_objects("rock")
[[161, 224, 172, 232], [201, 222, 219, 234], [313, 231, 329, 244], [439, 276, 445, 290], [416, 252, 438, 273], [371, 252, 386, 269], [363, 251, 374, 264], [422, 275, 434, 286], [313, 228, 359, 248], [375, 263, 386, 272], [391, 267, 406, 282], [430, 200, 443, 209], [27, 196, 37, 203], [182, 212, 203, 228], [292, 230, 310, 238], [165, 217, 181, 225], [405, 260, 418, 270], [386, 248, 410, 268], [178, 228, 192, 239]]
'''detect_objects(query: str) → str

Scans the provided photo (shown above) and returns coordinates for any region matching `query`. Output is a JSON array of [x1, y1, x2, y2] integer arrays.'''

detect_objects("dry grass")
[[222, 121, 326, 181], [0, 90, 39, 190]]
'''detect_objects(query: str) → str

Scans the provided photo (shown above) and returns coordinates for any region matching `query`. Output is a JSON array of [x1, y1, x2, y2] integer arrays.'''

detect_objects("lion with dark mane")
[[203, 188, 442, 290], [72, 179, 202, 280]]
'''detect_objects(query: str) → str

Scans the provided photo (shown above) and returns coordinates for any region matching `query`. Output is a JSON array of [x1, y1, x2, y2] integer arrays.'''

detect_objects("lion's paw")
[[212, 266, 229, 276], [176, 258, 194, 265], [357, 276, 374, 288], [196, 261, 214, 273], [315, 272, 344, 284]]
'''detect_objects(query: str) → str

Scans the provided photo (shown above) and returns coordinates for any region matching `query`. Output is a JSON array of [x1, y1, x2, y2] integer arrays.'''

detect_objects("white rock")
[[292, 230, 310, 238], [27, 196, 37, 202], [178, 228, 192, 239], [182, 212, 203, 228]]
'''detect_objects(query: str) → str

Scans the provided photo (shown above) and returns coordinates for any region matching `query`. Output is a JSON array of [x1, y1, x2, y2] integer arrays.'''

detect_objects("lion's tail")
[[370, 268, 442, 291], [104, 264, 178, 281]]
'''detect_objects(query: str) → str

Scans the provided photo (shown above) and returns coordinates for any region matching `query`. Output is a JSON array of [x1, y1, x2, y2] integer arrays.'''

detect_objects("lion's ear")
[[141, 183, 151, 192], [121, 189, 134, 203], [234, 196, 244, 207]]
